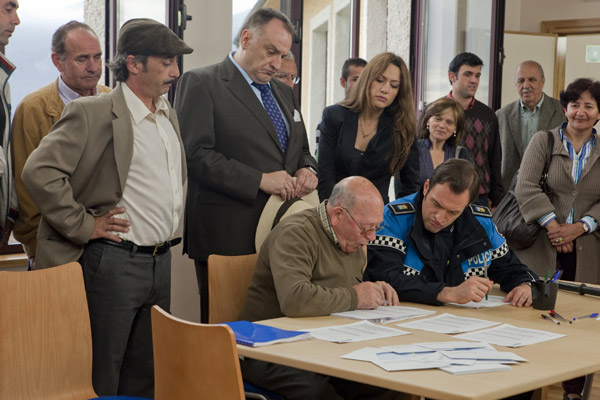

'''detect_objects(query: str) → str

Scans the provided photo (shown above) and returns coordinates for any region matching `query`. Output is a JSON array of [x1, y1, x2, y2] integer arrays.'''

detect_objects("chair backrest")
[[151, 305, 245, 400], [0, 262, 97, 400], [207, 253, 259, 324]]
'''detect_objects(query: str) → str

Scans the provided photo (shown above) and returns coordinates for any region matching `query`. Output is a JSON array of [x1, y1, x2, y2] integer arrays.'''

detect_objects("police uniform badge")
[[469, 204, 492, 217], [388, 202, 416, 215]]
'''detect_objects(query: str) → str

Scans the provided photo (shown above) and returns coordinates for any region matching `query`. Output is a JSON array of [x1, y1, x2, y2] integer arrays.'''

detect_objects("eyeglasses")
[[274, 72, 300, 85], [342, 207, 384, 236]]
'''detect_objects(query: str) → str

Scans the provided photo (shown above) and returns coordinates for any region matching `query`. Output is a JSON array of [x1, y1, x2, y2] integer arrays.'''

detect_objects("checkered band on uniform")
[[491, 242, 509, 260], [402, 266, 419, 276], [369, 235, 406, 254], [465, 266, 486, 278]]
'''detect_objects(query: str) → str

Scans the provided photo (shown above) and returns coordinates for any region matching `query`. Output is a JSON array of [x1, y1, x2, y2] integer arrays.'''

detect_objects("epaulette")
[[388, 202, 416, 215], [469, 204, 492, 217]]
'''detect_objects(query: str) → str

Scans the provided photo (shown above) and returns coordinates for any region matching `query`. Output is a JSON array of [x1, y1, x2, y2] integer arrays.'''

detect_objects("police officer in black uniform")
[[365, 159, 534, 306]]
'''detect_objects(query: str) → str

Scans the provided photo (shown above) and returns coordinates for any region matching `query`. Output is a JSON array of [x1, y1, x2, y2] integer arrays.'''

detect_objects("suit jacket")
[[174, 56, 317, 261], [22, 84, 186, 269], [12, 79, 111, 256], [496, 93, 565, 191], [317, 104, 419, 204]]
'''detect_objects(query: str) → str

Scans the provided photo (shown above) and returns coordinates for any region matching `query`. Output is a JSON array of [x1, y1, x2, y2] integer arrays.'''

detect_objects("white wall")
[[506, 0, 600, 33]]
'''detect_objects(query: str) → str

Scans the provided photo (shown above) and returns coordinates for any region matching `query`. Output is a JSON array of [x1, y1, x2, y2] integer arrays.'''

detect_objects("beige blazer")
[[22, 84, 187, 269], [514, 127, 600, 283]]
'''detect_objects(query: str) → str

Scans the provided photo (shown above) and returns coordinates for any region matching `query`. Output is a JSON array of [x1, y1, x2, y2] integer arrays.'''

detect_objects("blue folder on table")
[[223, 320, 311, 347]]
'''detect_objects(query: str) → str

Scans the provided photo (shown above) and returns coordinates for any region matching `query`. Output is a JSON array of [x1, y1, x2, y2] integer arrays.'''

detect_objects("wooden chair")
[[207, 253, 259, 324], [0, 262, 97, 400], [151, 305, 245, 400]]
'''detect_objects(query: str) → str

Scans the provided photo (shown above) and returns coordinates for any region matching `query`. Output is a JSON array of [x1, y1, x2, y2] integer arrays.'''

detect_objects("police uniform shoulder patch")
[[469, 204, 492, 217], [388, 202, 416, 215]]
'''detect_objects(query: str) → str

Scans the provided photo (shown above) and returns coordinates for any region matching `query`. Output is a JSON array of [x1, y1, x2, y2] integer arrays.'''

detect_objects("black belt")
[[92, 238, 182, 256]]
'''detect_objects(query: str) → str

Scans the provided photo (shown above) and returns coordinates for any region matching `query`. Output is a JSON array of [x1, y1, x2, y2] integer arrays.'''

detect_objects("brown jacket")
[[515, 127, 600, 283], [12, 79, 110, 256], [21, 83, 186, 269], [239, 205, 361, 322]]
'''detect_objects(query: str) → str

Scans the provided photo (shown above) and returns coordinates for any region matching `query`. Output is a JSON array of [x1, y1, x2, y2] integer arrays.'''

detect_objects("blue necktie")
[[252, 82, 288, 153]]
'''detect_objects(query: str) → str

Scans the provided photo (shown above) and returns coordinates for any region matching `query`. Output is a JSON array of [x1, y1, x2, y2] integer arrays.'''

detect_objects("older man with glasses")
[[274, 52, 300, 89], [238, 175, 402, 400]]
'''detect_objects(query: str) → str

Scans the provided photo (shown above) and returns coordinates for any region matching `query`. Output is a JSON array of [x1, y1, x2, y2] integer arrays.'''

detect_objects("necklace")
[[358, 118, 376, 139]]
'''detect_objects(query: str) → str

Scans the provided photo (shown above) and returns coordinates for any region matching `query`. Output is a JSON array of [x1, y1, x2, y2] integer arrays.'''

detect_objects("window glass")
[[8, 0, 84, 110], [232, 0, 257, 51], [117, 0, 167, 28], [421, 0, 492, 107]]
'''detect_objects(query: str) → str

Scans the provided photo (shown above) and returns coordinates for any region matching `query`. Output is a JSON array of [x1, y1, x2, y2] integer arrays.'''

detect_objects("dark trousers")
[[194, 259, 209, 323], [80, 241, 171, 397]]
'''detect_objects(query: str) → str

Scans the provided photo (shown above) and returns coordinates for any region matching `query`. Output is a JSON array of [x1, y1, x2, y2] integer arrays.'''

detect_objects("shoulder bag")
[[492, 131, 554, 249]]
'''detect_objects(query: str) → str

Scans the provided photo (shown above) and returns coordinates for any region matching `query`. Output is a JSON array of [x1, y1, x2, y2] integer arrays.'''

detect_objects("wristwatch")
[[580, 221, 590, 234], [305, 166, 318, 177]]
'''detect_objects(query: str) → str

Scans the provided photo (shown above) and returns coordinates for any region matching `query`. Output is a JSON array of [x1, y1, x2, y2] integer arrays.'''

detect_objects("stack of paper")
[[455, 324, 566, 347], [341, 340, 527, 374], [332, 306, 436, 323], [396, 313, 500, 334], [448, 294, 509, 308], [307, 320, 411, 343]]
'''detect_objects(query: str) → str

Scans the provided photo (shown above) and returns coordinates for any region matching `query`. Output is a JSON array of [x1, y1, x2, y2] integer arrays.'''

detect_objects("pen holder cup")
[[532, 281, 558, 310]]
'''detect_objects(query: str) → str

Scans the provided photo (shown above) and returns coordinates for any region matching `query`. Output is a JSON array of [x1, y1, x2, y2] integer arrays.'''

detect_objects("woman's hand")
[[546, 221, 585, 249]]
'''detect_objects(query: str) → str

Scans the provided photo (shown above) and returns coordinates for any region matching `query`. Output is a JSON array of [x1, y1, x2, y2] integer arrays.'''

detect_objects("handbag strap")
[[540, 131, 554, 186]]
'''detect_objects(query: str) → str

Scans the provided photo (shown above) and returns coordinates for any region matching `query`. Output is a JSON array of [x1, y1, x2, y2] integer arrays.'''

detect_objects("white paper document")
[[341, 340, 527, 374], [441, 362, 512, 375], [396, 313, 500, 334], [308, 320, 411, 343], [332, 306, 436, 323], [439, 350, 527, 362], [414, 341, 492, 351], [455, 323, 566, 347], [448, 295, 509, 308]]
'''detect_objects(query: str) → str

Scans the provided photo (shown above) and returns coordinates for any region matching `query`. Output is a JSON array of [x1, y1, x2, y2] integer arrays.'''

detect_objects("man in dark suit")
[[174, 8, 318, 322], [496, 60, 566, 192], [23, 19, 191, 397]]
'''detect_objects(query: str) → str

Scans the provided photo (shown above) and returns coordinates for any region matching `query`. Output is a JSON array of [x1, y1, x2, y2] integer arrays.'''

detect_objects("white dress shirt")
[[112, 82, 183, 245]]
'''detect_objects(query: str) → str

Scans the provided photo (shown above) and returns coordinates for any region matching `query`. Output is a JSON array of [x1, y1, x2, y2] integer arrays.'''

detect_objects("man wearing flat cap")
[[23, 18, 192, 397]]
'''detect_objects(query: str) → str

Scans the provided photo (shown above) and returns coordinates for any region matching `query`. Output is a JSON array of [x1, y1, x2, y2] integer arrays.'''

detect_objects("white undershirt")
[[112, 82, 183, 245]]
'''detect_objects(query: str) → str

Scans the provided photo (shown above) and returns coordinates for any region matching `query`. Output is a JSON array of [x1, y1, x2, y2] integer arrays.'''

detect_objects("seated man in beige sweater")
[[239, 176, 403, 400]]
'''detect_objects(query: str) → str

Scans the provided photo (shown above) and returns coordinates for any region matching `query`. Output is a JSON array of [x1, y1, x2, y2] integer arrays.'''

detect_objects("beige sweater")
[[238, 205, 363, 322], [515, 127, 600, 283]]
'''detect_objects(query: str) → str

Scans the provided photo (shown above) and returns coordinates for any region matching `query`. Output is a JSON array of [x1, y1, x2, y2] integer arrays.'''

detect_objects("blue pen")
[[572, 313, 599, 321], [551, 270, 563, 283]]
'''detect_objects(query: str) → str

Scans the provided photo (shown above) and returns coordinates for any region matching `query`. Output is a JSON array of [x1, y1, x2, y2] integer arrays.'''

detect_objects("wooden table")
[[237, 286, 600, 400]]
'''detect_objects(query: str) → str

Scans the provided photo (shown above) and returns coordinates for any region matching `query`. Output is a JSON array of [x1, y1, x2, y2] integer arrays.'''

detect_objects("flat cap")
[[117, 18, 193, 57]]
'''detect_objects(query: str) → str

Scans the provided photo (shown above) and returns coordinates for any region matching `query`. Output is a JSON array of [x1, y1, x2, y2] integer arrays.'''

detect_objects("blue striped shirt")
[[538, 123, 598, 233]]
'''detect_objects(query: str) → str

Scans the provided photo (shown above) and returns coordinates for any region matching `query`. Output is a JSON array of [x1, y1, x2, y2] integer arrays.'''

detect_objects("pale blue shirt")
[[519, 95, 544, 154], [228, 52, 290, 135]]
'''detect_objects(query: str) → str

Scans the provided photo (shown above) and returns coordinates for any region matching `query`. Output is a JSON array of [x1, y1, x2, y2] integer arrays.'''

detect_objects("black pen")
[[356, 277, 363, 283], [550, 310, 571, 324], [541, 314, 560, 325]]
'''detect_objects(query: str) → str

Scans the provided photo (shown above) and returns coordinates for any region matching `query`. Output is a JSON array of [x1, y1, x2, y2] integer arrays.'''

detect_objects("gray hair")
[[52, 20, 97, 59], [515, 60, 545, 80], [109, 53, 148, 82]]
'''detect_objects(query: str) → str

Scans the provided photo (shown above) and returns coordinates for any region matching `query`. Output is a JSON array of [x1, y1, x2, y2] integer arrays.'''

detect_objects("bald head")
[[514, 60, 545, 111], [327, 177, 384, 253]]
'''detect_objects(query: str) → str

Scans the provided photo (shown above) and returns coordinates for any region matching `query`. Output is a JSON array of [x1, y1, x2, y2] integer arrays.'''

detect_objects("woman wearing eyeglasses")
[[317, 52, 419, 204]]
